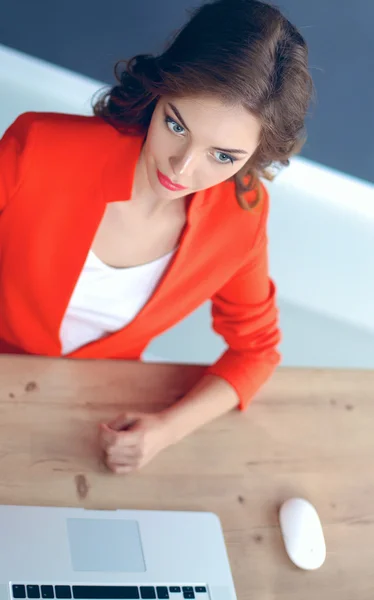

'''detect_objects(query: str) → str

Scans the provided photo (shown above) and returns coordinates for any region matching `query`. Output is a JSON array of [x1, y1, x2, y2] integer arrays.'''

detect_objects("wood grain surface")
[[0, 356, 373, 599]]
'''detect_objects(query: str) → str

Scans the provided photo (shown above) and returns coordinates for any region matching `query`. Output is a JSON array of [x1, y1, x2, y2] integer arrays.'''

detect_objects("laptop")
[[0, 505, 237, 600]]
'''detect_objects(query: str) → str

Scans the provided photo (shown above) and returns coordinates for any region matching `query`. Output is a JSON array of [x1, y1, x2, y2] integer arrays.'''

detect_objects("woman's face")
[[142, 94, 261, 198]]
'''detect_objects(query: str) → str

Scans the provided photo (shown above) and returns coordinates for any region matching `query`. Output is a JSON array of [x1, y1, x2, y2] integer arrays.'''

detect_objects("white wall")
[[267, 160, 374, 332]]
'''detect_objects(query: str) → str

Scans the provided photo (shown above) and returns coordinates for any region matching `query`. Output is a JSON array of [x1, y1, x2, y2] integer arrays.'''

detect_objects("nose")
[[170, 148, 197, 179]]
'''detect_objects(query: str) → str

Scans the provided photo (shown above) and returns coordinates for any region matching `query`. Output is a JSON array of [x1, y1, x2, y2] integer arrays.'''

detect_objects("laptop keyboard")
[[11, 585, 208, 600]]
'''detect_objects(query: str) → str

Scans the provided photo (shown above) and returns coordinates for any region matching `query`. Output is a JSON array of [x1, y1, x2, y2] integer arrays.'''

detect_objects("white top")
[[60, 249, 176, 355]]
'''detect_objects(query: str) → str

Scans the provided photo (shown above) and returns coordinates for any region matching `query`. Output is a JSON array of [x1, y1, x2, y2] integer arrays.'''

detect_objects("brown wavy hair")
[[93, 0, 314, 209]]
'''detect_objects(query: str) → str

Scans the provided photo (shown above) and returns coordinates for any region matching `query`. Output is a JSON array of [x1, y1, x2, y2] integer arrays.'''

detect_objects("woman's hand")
[[99, 375, 239, 474], [99, 412, 172, 474]]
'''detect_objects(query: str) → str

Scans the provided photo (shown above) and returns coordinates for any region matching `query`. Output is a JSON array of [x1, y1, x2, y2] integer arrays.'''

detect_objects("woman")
[[0, 0, 313, 473]]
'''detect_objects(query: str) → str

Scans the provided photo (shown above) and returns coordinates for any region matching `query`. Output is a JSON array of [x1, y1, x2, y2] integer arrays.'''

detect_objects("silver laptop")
[[0, 506, 237, 600]]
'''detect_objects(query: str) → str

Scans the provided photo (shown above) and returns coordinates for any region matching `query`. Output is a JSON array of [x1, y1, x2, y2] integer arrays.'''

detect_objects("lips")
[[157, 169, 187, 191]]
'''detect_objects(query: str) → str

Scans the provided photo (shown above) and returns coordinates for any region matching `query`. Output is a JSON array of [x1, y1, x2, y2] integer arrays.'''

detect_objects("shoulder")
[[2, 111, 119, 152], [1, 111, 139, 180], [3, 112, 127, 159], [206, 178, 270, 250]]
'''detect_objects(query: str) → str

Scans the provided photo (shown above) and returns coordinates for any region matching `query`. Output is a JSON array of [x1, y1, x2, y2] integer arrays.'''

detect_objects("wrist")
[[158, 406, 184, 446]]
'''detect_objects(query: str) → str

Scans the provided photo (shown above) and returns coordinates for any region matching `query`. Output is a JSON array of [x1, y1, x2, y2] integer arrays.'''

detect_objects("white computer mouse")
[[279, 498, 326, 570]]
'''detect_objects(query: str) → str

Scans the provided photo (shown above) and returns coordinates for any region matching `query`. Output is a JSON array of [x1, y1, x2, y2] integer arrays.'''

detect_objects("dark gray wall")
[[1, 0, 373, 182]]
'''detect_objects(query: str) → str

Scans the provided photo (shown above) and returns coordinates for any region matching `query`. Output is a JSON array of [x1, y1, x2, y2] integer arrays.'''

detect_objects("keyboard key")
[[182, 590, 192, 594], [156, 588, 169, 599], [140, 589, 156, 599], [55, 588, 71, 599], [195, 589, 207, 594], [183, 594, 194, 599], [73, 588, 139, 599], [169, 589, 181, 594], [13, 586, 26, 599], [41, 587, 54, 599], [27, 587, 40, 599]]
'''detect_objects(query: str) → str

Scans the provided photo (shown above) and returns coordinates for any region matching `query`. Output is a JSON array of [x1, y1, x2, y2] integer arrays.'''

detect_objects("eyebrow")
[[169, 103, 190, 132], [168, 102, 249, 156], [213, 146, 248, 155]]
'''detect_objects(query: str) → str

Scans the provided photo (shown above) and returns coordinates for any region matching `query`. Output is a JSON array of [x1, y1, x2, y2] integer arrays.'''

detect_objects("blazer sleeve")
[[206, 188, 281, 410], [0, 112, 36, 212]]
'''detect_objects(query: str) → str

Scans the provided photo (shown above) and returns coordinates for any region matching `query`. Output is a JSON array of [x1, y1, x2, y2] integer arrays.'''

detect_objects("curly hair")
[[93, 0, 314, 209]]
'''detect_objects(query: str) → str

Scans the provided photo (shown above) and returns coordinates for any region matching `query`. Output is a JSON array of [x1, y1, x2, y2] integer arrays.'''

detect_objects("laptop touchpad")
[[67, 518, 146, 572]]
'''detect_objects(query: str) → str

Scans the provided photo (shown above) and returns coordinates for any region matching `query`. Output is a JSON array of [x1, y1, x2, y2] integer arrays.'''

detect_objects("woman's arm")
[[206, 187, 281, 410], [99, 374, 239, 475], [99, 186, 280, 473], [161, 373, 239, 444]]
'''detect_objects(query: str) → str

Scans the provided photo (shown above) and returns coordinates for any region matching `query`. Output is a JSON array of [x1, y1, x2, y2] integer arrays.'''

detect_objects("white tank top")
[[60, 249, 176, 355]]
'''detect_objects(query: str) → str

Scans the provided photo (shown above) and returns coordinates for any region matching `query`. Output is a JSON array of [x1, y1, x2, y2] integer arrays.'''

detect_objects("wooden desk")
[[0, 356, 373, 599]]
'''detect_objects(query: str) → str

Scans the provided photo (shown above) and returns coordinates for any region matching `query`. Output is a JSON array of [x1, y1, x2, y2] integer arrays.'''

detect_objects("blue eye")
[[214, 151, 235, 165], [165, 116, 185, 135]]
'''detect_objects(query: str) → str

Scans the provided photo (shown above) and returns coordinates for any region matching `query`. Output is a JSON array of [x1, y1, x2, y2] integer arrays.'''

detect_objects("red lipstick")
[[157, 170, 187, 191]]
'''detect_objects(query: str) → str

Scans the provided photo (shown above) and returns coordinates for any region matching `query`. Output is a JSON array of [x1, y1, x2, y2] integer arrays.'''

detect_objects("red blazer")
[[0, 112, 280, 409]]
